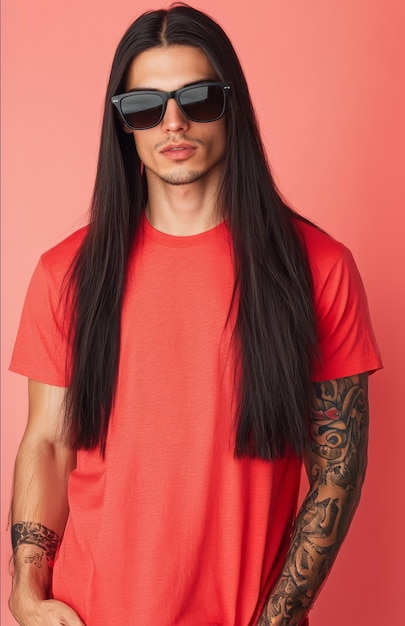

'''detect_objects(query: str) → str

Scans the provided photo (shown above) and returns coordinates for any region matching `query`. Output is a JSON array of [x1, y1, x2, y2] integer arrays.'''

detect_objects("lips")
[[161, 142, 195, 152], [160, 142, 197, 160]]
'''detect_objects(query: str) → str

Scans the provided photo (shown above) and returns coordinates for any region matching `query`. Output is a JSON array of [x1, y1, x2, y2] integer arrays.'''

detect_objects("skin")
[[257, 374, 369, 625]]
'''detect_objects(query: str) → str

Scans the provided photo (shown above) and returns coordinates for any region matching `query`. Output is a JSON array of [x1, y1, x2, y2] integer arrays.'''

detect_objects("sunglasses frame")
[[112, 81, 231, 130]]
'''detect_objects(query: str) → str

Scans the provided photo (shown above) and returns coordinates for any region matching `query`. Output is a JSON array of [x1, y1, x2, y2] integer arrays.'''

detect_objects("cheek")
[[200, 122, 226, 159], [213, 122, 227, 154], [211, 131, 227, 161], [132, 132, 143, 158], [132, 131, 155, 163]]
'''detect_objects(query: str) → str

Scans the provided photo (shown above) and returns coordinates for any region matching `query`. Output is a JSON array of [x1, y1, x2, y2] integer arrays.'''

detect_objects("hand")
[[9, 597, 86, 626]]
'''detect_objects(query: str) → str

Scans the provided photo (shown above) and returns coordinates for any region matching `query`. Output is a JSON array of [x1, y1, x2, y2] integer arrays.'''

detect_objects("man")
[[8, 5, 382, 626]]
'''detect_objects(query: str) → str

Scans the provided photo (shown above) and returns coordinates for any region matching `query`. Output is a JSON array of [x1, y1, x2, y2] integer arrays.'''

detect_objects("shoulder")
[[292, 216, 373, 334], [294, 216, 346, 264], [293, 216, 354, 287], [39, 225, 88, 281]]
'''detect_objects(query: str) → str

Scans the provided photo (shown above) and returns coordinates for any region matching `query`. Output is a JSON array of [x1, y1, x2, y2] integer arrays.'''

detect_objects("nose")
[[162, 98, 190, 133]]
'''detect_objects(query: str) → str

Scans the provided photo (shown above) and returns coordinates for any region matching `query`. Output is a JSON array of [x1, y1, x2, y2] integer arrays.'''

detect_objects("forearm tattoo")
[[12, 521, 60, 566], [259, 374, 369, 625]]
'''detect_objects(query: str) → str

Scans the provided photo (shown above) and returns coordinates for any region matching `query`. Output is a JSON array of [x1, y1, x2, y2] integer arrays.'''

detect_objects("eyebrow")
[[125, 78, 218, 94]]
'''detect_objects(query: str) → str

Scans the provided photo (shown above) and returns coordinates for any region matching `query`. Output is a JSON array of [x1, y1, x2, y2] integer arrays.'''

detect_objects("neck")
[[145, 171, 223, 236]]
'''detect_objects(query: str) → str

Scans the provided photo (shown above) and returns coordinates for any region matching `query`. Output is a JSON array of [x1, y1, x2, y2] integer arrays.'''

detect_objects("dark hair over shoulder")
[[64, 3, 318, 459]]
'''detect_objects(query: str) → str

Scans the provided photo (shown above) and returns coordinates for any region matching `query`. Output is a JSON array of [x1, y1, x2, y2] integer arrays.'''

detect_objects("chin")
[[160, 170, 205, 185]]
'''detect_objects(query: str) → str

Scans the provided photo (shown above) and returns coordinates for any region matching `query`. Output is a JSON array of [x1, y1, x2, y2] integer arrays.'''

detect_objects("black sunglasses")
[[112, 81, 231, 130]]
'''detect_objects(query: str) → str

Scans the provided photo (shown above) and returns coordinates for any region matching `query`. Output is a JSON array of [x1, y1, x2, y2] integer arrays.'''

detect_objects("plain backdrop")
[[1, 1, 404, 624]]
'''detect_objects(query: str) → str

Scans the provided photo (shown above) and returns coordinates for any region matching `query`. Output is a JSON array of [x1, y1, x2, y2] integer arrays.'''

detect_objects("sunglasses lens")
[[121, 93, 164, 129], [180, 84, 225, 122]]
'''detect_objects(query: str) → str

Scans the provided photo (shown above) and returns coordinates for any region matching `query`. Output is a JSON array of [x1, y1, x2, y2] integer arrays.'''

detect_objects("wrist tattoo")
[[23, 550, 44, 569], [11, 522, 60, 565]]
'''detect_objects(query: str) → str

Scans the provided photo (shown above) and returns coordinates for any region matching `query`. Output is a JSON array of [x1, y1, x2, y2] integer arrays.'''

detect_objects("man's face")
[[125, 45, 227, 188]]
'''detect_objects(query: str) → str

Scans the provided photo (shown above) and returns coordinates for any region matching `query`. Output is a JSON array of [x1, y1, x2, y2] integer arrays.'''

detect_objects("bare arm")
[[258, 373, 369, 626], [9, 379, 85, 625]]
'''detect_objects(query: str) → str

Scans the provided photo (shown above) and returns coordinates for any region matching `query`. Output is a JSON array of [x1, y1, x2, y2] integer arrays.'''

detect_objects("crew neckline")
[[142, 212, 228, 248]]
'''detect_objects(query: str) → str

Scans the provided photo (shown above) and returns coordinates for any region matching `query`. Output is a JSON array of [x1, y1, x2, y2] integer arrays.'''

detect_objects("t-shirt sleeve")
[[311, 245, 382, 382], [9, 256, 71, 387]]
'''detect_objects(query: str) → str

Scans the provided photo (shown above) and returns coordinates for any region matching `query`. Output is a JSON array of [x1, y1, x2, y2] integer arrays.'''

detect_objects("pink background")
[[1, 1, 404, 624]]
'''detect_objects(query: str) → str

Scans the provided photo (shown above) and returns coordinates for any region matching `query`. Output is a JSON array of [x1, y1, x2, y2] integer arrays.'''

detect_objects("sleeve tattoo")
[[11, 521, 61, 567], [259, 373, 369, 625]]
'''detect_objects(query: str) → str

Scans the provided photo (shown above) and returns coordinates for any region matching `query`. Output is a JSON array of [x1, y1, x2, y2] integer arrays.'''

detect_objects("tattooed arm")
[[9, 380, 84, 625], [258, 373, 369, 626]]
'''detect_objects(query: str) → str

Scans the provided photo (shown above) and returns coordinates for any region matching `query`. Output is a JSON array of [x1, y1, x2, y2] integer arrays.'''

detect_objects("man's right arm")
[[9, 379, 85, 626]]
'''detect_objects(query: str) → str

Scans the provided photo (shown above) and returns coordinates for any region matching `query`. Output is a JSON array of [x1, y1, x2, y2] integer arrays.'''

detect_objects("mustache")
[[154, 135, 203, 150]]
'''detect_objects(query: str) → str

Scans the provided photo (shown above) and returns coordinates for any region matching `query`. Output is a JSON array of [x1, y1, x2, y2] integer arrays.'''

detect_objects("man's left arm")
[[258, 373, 369, 626]]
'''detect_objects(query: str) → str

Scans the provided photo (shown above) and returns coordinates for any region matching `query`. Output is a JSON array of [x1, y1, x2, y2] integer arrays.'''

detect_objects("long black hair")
[[64, 3, 318, 459]]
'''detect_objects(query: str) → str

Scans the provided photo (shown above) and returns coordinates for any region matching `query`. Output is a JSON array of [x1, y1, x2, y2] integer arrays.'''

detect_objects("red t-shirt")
[[10, 215, 382, 625]]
